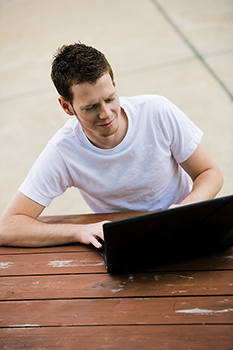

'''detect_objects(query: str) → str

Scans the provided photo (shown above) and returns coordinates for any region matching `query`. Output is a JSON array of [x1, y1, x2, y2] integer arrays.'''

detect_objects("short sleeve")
[[18, 143, 72, 207], [163, 98, 203, 163]]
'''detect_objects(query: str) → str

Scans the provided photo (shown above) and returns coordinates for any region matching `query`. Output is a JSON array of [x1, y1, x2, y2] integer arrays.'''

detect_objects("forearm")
[[180, 167, 223, 206], [0, 213, 81, 247]]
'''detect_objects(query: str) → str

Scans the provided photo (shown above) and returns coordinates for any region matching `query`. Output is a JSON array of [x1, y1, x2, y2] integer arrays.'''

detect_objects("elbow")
[[0, 219, 6, 246], [220, 170, 224, 190], [0, 215, 12, 246], [214, 165, 224, 197]]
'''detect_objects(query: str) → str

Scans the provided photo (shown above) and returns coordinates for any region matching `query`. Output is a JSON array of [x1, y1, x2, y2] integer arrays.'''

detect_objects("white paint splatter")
[[12, 324, 40, 328], [111, 288, 124, 293], [48, 260, 104, 268], [219, 299, 229, 303], [179, 275, 194, 280], [222, 255, 233, 259], [175, 308, 233, 314], [0, 262, 13, 269]]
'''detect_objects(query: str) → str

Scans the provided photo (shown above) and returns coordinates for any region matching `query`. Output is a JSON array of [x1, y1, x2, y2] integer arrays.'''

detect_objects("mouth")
[[98, 118, 115, 129]]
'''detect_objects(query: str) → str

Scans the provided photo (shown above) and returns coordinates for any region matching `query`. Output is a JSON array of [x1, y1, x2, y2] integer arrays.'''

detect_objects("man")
[[0, 43, 223, 249]]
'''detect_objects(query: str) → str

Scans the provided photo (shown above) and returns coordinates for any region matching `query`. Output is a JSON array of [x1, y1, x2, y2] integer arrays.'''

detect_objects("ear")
[[58, 97, 74, 116], [112, 75, 116, 87]]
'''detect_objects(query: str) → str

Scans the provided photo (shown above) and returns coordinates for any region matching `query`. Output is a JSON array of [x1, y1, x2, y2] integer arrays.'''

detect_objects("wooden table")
[[0, 212, 233, 349]]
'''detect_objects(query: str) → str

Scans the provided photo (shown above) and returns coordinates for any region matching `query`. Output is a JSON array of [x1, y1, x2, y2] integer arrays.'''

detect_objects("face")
[[59, 73, 127, 149]]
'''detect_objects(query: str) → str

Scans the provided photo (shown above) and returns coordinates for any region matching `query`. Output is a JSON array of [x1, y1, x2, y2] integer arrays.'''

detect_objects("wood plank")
[[1, 325, 232, 350], [1, 270, 233, 301], [0, 251, 106, 276], [0, 296, 232, 327], [1, 245, 233, 274], [1, 247, 233, 276]]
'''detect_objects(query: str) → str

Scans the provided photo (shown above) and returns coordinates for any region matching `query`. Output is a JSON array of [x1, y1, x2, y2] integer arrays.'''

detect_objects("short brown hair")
[[51, 43, 114, 103]]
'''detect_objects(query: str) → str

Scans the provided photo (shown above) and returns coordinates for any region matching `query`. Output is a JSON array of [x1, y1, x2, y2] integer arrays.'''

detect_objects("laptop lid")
[[102, 195, 233, 273]]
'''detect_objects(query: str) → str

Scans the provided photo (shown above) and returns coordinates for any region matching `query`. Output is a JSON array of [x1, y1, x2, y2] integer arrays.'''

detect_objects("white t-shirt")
[[19, 95, 203, 212]]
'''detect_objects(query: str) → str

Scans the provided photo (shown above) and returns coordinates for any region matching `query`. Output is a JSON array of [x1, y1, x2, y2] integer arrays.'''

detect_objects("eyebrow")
[[81, 92, 115, 109]]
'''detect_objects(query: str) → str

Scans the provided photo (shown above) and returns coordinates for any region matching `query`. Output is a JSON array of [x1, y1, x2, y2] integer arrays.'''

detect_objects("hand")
[[78, 221, 109, 249]]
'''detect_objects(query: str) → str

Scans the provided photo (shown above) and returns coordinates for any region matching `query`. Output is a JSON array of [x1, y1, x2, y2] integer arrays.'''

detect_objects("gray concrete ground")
[[0, 0, 233, 215]]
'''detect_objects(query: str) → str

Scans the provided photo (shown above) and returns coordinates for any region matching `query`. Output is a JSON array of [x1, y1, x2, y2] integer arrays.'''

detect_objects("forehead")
[[71, 73, 115, 106]]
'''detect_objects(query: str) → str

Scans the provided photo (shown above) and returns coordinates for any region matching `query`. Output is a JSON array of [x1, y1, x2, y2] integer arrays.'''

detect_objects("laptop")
[[100, 195, 233, 273]]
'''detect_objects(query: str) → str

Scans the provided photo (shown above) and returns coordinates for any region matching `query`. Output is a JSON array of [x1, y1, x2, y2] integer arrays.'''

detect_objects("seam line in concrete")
[[150, 0, 233, 102]]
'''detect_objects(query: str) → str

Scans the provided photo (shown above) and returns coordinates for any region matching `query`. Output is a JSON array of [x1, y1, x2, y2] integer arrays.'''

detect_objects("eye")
[[106, 97, 115, 103], [85, 104, 97, 112]]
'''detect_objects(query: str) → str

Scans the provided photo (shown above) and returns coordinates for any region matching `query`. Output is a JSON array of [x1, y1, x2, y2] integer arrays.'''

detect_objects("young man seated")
[[0, 43, 223, 248]]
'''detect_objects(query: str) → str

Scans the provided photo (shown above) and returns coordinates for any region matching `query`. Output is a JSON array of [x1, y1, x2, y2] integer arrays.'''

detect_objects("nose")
[[99, 103, 111, 119]]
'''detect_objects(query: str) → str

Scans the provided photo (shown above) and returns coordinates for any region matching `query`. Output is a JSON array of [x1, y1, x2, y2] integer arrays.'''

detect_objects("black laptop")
[[101, 195, 233, 273]]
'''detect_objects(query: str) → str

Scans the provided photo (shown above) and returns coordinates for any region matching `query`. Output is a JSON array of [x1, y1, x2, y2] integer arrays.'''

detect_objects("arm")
[[178, 144, 224, 206], [0, 191, 105, 248]]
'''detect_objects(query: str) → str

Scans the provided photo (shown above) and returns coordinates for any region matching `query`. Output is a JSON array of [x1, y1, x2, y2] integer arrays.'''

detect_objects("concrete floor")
[[0, 0, 233, 215]]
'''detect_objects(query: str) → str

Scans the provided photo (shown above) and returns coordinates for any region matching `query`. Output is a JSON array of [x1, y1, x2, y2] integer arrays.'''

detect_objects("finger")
[[91, 236, 102, 249], [89, 221, 109, 248]]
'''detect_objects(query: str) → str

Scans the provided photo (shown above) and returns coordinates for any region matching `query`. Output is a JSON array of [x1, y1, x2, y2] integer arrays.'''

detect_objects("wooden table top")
[[0, 212, 233, 349]]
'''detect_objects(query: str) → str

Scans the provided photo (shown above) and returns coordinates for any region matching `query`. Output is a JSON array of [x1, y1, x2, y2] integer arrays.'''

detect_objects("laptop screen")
[[102, 195, 233, 273]]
